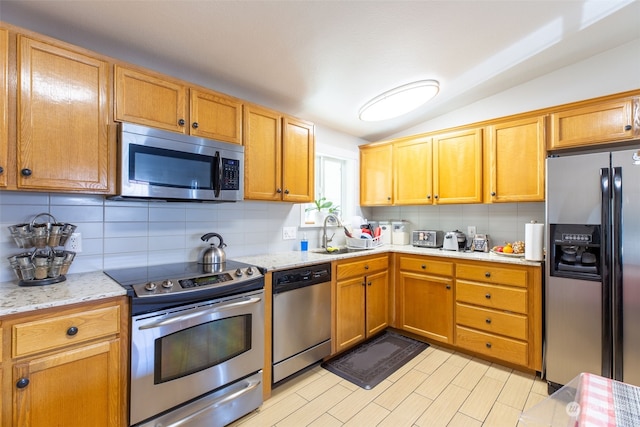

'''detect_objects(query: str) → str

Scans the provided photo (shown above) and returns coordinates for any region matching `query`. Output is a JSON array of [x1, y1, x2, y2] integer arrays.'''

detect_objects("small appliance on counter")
[[470, 234, 490, 252], [443, 230, 466, 251], [412, 230, 444, 248]]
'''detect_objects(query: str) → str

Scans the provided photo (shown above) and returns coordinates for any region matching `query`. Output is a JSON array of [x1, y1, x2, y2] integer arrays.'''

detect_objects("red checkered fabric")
[[576, 373, 616, 426]]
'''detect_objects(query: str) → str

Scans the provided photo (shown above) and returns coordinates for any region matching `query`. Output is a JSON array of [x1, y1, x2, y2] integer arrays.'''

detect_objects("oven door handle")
[[139, 296, 262, 330], [162, 376, 262, 427]]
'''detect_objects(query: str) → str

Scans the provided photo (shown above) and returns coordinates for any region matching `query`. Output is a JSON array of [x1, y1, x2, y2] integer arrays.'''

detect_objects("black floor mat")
[[321, 330, 429, 390]]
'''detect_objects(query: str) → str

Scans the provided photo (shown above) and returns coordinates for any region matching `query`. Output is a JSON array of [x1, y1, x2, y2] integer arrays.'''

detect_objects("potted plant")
[[306, 197, 340, 224]]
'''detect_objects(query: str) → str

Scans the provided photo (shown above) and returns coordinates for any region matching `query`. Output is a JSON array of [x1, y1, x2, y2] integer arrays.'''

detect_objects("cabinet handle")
[[387, 196, 391, 201], [284, 189, 290, 194], [192, 122, 199, 129], [446, 285, 451, 290], [361, 281, 366, 286], [485, 318, 492, 324], [426, 195, 431, 199], [276, 188, 282, 194], [16, 378, 30, 389], [421, 264, 427, 269], [485, 293, 491, 299], [491, 191, 496, 196], [434, 195, 439, 199], [178, 119, 186, 126], [367, 281, 372, 286], [625, 125, 632, 131], [486, 342, 492, 349], [485, 272, 491, 278], [21, 168, 32, 177], [364, 265, 369, 270], [0, 166, 3, 174], [67, 326, 79, 336]]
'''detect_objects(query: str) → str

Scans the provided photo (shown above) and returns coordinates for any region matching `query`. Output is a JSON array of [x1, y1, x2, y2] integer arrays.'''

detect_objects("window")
[[302, 154, 355, 226]]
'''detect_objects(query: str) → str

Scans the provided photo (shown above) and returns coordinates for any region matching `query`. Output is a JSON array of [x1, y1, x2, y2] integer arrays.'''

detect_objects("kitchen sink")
[[312, 247, 359, 255]]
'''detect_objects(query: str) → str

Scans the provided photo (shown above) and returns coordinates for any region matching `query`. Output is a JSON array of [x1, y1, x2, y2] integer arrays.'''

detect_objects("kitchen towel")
[[525, 222, 545, 261]]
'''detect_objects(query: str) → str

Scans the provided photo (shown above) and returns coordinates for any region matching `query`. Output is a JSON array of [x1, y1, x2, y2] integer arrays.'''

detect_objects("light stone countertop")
[[234, 244, 544, 272], [0, 271, 126, 317], [1, 245, 542, 317]]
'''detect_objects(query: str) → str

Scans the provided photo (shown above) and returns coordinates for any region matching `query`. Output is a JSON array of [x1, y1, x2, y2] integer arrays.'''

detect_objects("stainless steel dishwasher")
[[272, 262, 332, 384]]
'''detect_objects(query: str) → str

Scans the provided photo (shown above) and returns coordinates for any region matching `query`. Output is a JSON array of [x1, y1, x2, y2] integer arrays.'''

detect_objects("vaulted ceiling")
[[2, 0, 639, 141]]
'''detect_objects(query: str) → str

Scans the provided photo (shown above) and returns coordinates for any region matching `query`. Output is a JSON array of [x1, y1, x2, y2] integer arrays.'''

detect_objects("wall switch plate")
[[282, 227, 297, 240], [467, 226, 476, 237], [65, 232, 83, 253]]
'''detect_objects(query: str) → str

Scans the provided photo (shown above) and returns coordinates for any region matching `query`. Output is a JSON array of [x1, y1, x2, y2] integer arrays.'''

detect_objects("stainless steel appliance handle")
[[162, 377, 261, 427], [612, 166, 624, 381], [214, 150, 222, 198], [600, 167, 613, 379], [139, 296, 262, 330]]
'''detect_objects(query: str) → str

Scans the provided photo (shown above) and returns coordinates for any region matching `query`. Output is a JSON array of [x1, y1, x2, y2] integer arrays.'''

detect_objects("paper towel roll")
[[525, 222, 544, 261]]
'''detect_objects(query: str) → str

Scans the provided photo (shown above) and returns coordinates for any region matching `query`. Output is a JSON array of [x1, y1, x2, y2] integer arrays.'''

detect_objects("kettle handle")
[[201, 233, 226, 248]]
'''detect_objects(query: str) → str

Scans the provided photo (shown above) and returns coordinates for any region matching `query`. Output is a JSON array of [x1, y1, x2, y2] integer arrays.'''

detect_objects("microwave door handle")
[[214, 151, 222, 198]]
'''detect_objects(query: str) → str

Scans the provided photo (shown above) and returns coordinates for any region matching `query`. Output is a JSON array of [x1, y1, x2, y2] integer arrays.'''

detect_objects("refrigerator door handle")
[[612, 166, 624, 381], [600, 167, 613, 379]]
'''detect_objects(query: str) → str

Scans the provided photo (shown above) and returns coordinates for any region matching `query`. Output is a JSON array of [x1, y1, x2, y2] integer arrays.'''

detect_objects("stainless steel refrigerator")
[[546, 147, 640, 393]]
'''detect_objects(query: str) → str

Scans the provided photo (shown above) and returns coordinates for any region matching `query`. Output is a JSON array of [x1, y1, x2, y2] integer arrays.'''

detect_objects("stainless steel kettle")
[[199, 233, 227, 265]]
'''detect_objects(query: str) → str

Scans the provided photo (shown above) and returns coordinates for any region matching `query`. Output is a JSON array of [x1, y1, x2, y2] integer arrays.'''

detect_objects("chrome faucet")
[[322, 214, 343, 248]]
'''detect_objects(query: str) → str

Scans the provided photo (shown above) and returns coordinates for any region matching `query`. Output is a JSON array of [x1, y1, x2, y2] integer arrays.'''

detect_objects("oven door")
[[130, 289, 264, 425]]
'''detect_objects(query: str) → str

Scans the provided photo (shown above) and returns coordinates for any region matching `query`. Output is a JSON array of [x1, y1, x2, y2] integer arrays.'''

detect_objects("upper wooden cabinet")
[[432, 127, 483, 204], [0, 27, 8, 188], [243, 104, 314, 202], [485, 115, 546, 202], [360, 143, 393, 206], [115, 65, 242, 144], [549, 97, 639, 150], [394, 136, 433, 205], [17, 36, 111, 192]]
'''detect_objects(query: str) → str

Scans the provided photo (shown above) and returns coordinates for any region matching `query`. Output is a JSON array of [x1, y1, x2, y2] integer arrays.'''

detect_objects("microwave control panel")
[[221, 159, 241, 190]]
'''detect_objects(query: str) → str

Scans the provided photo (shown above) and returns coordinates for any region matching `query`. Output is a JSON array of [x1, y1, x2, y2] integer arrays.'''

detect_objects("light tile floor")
[[230, 345, 550, 427]]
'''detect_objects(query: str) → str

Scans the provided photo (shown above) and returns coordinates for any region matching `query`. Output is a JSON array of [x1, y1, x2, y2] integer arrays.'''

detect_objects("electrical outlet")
[[65, 232, 83, 253], [282, 227, 297, 240], [467, 226, 477, 237]]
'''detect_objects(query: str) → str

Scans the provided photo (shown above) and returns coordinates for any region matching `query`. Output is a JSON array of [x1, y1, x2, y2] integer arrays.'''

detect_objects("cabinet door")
[[336, 276, 366, 353], [433, 128, 483, 204], [394, 136, 433, 205], [486, 116, 545, 202], [282, 116, 314, 203], [18, 36, 110, 192], [365, 270, 389, 337], [190, 88, 242, 144], [13, 339, 120, 427], [0, 28, 7, 188], [549, 98, 636, 149], [243, 104, 282, 200], [399, 271, 453, 344], [360, 144, 393, 206], [115, 65, 187, 133]]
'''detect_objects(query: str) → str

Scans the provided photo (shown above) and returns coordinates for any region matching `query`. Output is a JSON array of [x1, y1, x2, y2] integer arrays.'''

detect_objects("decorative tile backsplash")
[[0, 190, 544, 283]]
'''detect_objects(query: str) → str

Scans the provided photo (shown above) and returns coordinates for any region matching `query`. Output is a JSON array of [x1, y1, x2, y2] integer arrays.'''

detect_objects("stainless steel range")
[[105, 261, 265, 427]]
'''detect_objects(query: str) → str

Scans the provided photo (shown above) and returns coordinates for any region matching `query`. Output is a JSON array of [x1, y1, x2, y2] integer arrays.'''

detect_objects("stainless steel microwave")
[[112, 123, 243, 202]]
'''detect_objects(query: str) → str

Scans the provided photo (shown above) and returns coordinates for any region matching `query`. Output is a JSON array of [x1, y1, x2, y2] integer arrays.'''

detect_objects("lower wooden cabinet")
[[455, 261, 542, 370], [334, 255, 389, 353], [1, 297, 128, 427], [396, 255, 454, 344]]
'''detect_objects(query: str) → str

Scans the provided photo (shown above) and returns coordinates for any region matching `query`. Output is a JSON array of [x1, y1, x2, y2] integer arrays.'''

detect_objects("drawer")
[[399, 256, 453, 276], [456, 326, 528, 367], [456, 280, 527, 314], [456, 303, 527, 340], [12, 306, 120, 357], [456, 263, 527, 288], [336, 255, 388, 280]]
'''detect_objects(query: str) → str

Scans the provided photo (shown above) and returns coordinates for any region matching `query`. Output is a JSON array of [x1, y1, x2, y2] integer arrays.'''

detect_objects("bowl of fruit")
[[491, 241, 525, 257]]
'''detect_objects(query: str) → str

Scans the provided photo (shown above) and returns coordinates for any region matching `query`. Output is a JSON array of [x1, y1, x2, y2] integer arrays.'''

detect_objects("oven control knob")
[[145, 282, 157, 291], [162, 280, 174, 289], [235, 268, 243, 277], [246, 267, 254, 275]]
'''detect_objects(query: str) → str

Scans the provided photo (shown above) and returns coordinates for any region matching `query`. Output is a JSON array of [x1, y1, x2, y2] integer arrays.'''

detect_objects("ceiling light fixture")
[[358, 79, 440, 122]]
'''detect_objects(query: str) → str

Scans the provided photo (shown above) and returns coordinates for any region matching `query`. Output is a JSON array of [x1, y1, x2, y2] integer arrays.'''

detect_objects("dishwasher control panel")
[[272, 262, 332, 293]]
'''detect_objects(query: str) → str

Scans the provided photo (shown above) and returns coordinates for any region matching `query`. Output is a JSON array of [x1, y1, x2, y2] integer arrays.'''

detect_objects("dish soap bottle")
[[300, 233, 308, 252]]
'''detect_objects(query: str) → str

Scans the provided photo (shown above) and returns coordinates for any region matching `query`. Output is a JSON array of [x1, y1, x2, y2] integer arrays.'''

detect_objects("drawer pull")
[[485, 293, 491, 299], [66, 326, 79, 336], [16, 378, 30, 389], [485, 272, 491, 278], [486, 342, 492, 349], [421, 264, 427, 269], [364, 265, 369, 270], [485, 318, 492, 324], [446, 285, 451, 290]]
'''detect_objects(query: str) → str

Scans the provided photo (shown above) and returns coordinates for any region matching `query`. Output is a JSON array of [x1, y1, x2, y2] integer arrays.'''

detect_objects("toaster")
[[412, 230, 444, 248]]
